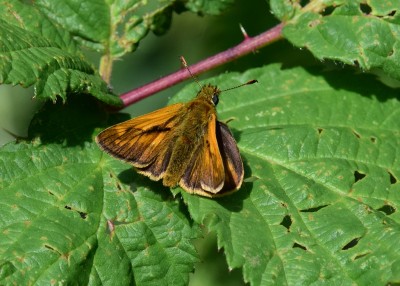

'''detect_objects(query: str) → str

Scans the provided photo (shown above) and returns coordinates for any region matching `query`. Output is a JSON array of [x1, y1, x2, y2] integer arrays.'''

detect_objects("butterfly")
[[96, 58, 257, 197]]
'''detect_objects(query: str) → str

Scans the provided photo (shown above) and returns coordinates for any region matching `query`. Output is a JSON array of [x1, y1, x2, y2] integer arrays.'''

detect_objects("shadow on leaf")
[[303, 67, 400, 102], [213, 156, 253, 212], [118, 168, 176, 202], [29, 93, 129, 146]]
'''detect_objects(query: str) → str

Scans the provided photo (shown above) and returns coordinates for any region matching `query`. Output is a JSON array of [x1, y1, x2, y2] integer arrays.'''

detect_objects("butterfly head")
[[197, 84, 221, 106]]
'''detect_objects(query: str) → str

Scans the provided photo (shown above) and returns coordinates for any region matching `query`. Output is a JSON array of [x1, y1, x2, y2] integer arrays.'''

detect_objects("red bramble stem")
[[120, 23, 284, 107]]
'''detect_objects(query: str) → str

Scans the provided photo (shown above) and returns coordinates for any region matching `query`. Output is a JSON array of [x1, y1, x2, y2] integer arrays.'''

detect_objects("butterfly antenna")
[[221, 79, 258, 93], [180, 56, 203, 90]]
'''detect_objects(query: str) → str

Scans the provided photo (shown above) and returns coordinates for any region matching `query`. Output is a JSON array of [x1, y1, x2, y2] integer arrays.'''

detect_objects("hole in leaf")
[[65, 205, 87, 219], [300, 205, 328, 212], [300, 0, 310, 8], [78, 211, 88, 219], [317, 128, 324, 135], [48, 191, 54, 196], [352, 130, 361, 139], [293, 243, 307, 251], [370, 137, 377, 143], [354, 252, 370, 260], [353, 60, 360, 67], [321, 5, 335, 16], [280, 215, 292, 231], [342, 237, 361, 250], [388, 171, 397, 184], [359, 3, 372, 15], [354, 171, 366, 182], [388, 49, 394, 57], [116, 183, 122, 191], [377, 204, 396, 215], [388, 10, 396, 17]]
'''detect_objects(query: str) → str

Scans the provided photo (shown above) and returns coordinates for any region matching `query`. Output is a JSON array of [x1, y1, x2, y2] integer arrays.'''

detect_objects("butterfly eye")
[[212, 94, 219, 105]]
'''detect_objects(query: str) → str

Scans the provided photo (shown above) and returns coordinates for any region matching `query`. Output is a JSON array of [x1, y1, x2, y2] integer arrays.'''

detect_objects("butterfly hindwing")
[[216, 121, 244, 194], [180, 114, 225, 196]]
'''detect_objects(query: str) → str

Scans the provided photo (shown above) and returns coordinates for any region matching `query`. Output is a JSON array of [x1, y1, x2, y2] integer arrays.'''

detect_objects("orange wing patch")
[[96, 103, 184, 169], [180, 114, 225, 196]]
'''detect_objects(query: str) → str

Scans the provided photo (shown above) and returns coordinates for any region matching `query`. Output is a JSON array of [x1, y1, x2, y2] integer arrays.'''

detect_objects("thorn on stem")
[[180, 56, 188, 68], [239, 24, 250, 40]]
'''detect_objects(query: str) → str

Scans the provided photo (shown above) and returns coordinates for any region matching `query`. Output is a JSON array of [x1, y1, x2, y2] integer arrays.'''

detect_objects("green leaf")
[[0, 96, 199, 285], [0, 18, 121, 106], [171, 64, 400, 285], [274, 0, 400, 81], [34, 0, 233, 58], [269, 0, 297, 21], [0, 0, 236, 106], [0, 0, 79, 53], [28, 94, 111, 145], [185, 0, 235, 15], [3, 63, 400, 284]]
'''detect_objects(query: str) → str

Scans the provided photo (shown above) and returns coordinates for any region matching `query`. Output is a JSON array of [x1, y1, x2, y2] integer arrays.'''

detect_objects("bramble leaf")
[[0, 18, 120, 105], [0, 95, 199, 285], [185, 0, 235, 15], [172, 64, 400, 285], [0, 0, 235, 105], [2, 63, 399, 285], [272, 0, 400, 82], [34, 0, 234, 57]]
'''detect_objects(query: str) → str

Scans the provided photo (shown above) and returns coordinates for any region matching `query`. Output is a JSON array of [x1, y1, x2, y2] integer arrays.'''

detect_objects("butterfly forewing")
[[96, 103, 184, 167], [136, 138, 175, 180]]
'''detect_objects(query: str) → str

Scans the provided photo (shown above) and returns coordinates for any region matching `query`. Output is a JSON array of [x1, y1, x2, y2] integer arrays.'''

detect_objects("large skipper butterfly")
[[96, 57, 257, 197]]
